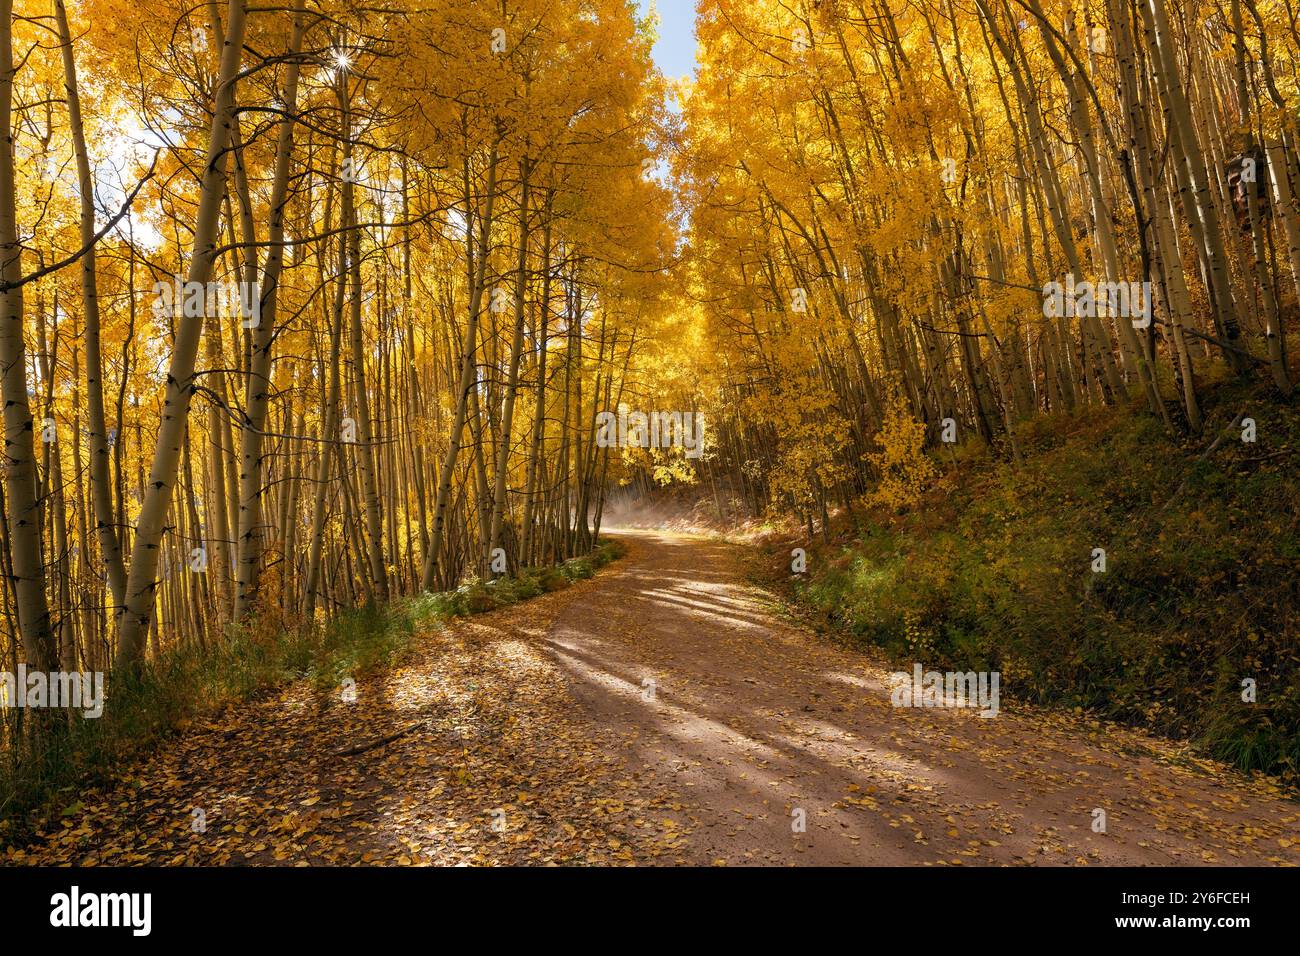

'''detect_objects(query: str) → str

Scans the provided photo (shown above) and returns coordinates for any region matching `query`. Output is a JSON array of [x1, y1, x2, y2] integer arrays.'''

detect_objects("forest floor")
[[8, 529, 1298, 866]]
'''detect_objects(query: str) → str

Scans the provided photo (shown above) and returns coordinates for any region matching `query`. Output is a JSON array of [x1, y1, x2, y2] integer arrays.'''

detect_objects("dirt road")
[[541, 529, 1297, 865], [13, 529, 1297, 867]]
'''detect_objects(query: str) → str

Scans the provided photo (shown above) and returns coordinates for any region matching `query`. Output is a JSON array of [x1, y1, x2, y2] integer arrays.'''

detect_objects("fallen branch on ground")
[[333, 721, 429, 758], [1160, 411, 1245, 512]]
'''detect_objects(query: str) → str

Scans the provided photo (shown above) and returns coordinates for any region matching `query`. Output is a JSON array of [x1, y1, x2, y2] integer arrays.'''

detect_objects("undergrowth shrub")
[[791, 384, 1300, 785]]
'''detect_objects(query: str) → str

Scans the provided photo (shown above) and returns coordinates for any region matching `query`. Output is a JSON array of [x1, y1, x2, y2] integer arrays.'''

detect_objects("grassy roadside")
[[759, 380, 1299, 786], [0, 540, 624, 832]]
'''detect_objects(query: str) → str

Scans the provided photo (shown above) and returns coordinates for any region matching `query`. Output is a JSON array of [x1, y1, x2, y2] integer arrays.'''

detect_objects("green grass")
[[784, 381, 1300, 785], [0, 539, 624, 833]]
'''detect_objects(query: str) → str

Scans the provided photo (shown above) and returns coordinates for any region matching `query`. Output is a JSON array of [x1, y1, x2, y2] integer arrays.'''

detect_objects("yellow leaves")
[[7, 589, 708, 867], [866, 391, 936, 511]]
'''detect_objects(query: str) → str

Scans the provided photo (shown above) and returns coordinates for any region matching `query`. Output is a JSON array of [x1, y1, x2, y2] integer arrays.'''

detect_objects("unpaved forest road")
[[545, 530, 1296, 865], [12, 529, 1297, 867]]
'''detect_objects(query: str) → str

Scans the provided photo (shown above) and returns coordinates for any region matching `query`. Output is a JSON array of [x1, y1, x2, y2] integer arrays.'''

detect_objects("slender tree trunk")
[[234, 0, 307, 618], [115, 0, 248, 671], [421, 146, 498, 590], [487, 157, 530, 568]]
